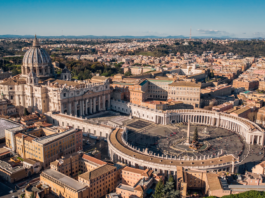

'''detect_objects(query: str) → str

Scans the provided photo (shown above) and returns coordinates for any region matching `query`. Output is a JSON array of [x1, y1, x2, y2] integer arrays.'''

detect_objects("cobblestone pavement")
[[126, 120, 263, 169]]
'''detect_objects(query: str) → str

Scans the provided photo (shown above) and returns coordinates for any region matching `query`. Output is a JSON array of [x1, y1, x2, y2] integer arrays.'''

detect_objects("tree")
[[153, 179, 164, 198], [12, 68, 20, 75], [162, 180, 174, 196], [124, 70, 132, 76], [206, 190, 265, 198], [162, 176, 180, 198], [193, 127, 198, 142], [168, 175, 174, 183]]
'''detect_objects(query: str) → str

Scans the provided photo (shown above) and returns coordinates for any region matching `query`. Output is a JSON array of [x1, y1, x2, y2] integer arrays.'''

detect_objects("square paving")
[[127, 120, 152, 129], [127, 122, 246, 159]]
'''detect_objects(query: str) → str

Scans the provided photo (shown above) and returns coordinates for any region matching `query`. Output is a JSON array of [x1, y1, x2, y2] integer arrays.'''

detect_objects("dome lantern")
[[32, 35, 40, 47]]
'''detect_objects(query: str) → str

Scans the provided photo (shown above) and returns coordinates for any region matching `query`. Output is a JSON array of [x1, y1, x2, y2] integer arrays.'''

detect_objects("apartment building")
[[0, 160, 27, 183], [212, 102, 233, 112], [130, 80, 149, 105], [230, 106, 252, 119], [78, 164, 117, 198], [80, 154, 107, 172], [233, 79, 259, 91], [50, 152, 108, 176], [40, 169, 89, 198], [5, 126, 82, 168], [111, 77, 202, 108], [201, 84, 232, 97], [168, 81, 201, 108], [256, 107, 265, 126], [252, 161, 265, 175], [258, 80, 265, 91], [147, 78, 173, 101], [177, 167, 207, 197], [50, 152, 80, 177], [121, 167, 153, 186], [116, 167, 154, 198]]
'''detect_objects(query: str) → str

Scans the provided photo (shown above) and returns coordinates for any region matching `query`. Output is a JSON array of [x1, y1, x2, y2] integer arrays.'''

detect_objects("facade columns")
[[103, 95, 106, 110], [80, 100, 84, 116], [74, 101, 78, 116], [16, 95, 20, 106], [21, 95, 24, 107], [61, 103, 64, 113], [93, 97, 96, 113], [85, 99, 88, 115], [89, 98, 92, 114], [108, 94, 111, 109], [99, 96, 101, 111], [216, 117, 220, 127], [68, 102, 71, 115]]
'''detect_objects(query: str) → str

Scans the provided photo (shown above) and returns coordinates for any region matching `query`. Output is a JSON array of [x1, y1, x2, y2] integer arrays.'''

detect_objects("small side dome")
[[61, 66, 71, 81], [62, 66, 71, 74]]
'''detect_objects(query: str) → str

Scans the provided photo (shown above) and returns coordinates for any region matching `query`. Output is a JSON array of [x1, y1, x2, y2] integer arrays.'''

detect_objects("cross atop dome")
[[32, 34, 40, 47]]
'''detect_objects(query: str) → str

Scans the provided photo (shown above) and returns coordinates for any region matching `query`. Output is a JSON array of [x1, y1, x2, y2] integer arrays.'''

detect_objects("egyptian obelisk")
[[186, 118, 190, 144]]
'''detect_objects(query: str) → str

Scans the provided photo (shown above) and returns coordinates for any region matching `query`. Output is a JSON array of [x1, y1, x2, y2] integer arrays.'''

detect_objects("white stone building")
[[0, 36, 112, 115]]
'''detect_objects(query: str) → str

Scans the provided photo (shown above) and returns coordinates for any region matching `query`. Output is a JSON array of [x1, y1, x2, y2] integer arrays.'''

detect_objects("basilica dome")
[[23, 47, 51, 66], [21, 35, 54, 79]]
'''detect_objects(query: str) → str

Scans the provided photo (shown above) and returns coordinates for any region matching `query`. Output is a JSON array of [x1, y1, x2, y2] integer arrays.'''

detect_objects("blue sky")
[[1, 0, 265, 38]]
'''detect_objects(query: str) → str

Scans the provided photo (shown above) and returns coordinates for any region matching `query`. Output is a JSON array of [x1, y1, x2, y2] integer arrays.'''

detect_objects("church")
[[0, 36, 111, 116]]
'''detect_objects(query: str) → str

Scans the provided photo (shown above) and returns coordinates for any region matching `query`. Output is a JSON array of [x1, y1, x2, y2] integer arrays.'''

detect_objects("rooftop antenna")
[[190, 27, 192, 40]]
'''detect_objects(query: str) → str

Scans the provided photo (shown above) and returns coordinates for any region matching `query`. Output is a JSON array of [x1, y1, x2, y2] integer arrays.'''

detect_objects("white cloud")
[[197, 29, 230, 35], [253, 32, 265, 37]]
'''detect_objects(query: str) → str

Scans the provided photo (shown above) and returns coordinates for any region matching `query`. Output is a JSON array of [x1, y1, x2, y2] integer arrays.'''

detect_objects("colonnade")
[[170, 113, 264, 146], [61, 94, 111, 117], [110, 100, 265, 146], [155, 115, 166, 125], [108, 129, 236, 175]]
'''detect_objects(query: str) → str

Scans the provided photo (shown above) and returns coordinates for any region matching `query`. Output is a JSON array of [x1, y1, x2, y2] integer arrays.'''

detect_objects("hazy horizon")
[[1, 0, 265, 38]]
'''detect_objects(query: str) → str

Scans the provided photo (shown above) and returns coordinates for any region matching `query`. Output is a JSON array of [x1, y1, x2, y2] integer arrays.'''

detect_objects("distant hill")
[[0, 34, 189, 39], [0, 34, 239, 39], [0, 34, 263, 39]]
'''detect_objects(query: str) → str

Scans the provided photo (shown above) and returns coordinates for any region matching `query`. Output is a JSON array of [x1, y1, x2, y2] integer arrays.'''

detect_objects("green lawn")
[[136, 51, 156, 57], [17, 157, 24, 161]]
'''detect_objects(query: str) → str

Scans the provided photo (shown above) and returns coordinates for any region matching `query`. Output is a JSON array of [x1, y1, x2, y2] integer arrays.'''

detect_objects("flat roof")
[[79, 164, 116, 180], [147, 79, 173, 83], [0, 119, 21, 138], [112, 81, 134, 86], [117, 184, 134, 192], [206, 173, 222, 191], [34, 128, 77, 145], [0, 160, 25, 174], [42, 169, 87, 191], [169, 81, 201, 87]]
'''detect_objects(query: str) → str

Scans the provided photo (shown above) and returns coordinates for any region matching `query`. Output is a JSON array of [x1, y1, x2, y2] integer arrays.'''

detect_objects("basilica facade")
[[0, 36, 111, 115]]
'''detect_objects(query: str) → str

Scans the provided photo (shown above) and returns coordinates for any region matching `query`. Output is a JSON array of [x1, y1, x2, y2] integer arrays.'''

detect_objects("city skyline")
[[1, 0, 265, 38]]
